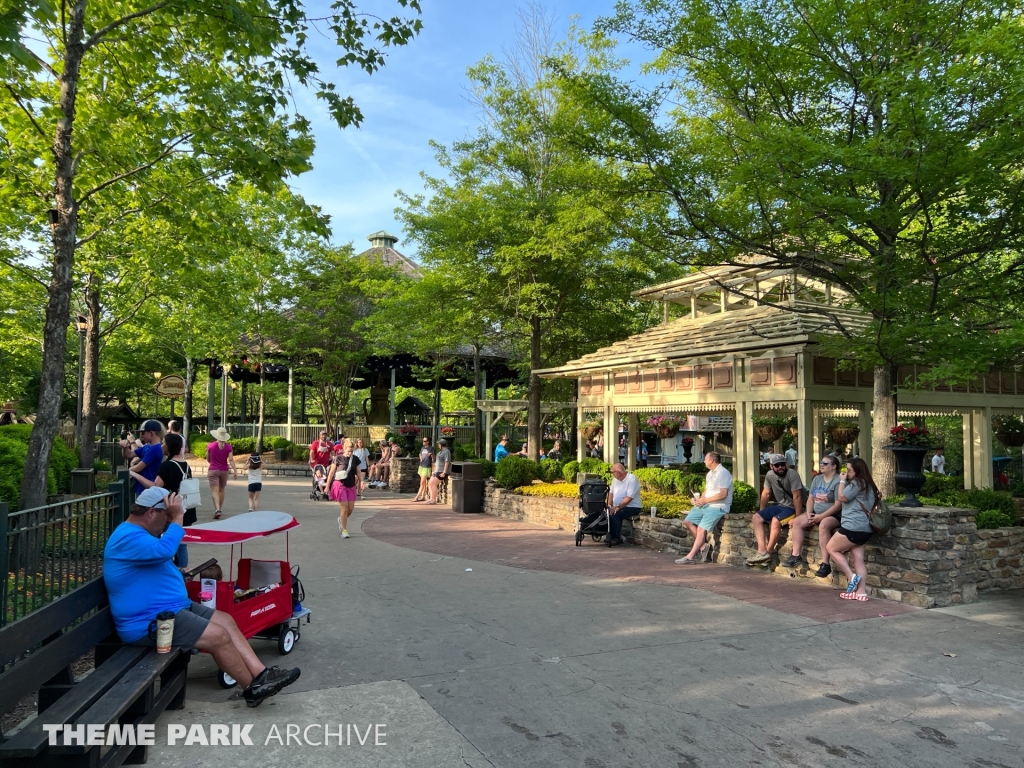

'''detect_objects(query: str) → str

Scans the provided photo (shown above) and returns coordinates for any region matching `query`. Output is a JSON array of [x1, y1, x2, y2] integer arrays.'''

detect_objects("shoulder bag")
[[178, 461, 202, 509], [856, 494, 892, 535]]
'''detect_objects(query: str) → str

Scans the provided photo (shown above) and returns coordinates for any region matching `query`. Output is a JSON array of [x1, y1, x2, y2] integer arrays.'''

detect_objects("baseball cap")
[[139, 419, 163, 434], [136, 486, 170, 509], [438, 438, 447, 446], [767, 453, 786, 466]]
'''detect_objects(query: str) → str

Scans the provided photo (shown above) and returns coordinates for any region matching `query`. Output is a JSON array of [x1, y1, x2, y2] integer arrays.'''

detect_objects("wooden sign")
[[154, 374, 186, 398]]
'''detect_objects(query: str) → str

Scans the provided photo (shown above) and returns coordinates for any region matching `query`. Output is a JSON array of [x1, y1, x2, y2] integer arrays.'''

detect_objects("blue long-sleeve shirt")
[[494, 445, 509, 462], [103, 522, 190, 642]]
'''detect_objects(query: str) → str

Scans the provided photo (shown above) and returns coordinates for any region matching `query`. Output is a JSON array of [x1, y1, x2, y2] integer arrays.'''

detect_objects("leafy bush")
[[731, 481, 758, 514], [681, 462, 707, 475], [453, 444, 469, 461], [290, 444, 309, 462], [920, 472, 963, 497], [494, 456, 538, 489], [674, 473, 705, 496], [264, 436, 292, 450], [189, 433, 214, 459], [577, 458, 613, 483], [1009, 481, 1024, 499], [918, 488, 1015, 518], [472, 459, 496, 479], [538, 458, 564, 483], [94, 459, 111, 472], [562, 459, 580, 483], [0, 424, 77, 506], [977, 509, 1015, 529], [513, 482, 577, 498], [640, 492, 691, 518]]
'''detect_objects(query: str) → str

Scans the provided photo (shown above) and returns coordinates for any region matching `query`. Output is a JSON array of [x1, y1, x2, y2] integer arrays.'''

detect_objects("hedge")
[[538, 458, 564, 483], [495, 455, 538, 489], [471, 459, 496, 479], [0, 424, 76, 508], [920, 472, 963, 497], [977, 509, 1015, 529]]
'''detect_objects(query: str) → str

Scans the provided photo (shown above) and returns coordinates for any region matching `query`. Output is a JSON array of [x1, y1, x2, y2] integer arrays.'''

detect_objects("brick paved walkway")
[[362, 498, 918, 625]]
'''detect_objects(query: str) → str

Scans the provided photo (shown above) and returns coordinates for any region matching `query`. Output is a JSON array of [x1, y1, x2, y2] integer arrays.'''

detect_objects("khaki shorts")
[[208, 470, 229, 489]]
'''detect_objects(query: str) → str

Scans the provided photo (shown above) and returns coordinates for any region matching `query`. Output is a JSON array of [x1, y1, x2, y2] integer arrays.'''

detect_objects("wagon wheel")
[[217, 670, 237, 689], [278, 625, 296, 654]]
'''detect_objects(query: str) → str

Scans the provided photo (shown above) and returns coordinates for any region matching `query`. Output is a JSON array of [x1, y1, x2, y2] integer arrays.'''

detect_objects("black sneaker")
[[814, 562, 832, 578], [783, 554, 804, 568], [243, 666, 301, 708]]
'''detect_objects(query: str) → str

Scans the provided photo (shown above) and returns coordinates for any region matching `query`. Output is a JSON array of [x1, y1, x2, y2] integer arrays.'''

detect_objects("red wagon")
[[182, 511, 311, 688]]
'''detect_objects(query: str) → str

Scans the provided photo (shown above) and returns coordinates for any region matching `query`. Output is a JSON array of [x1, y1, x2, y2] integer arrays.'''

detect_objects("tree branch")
[[82, 1, 173, 52], [77, 134, 192, 204], [3, 84, 48, 139]]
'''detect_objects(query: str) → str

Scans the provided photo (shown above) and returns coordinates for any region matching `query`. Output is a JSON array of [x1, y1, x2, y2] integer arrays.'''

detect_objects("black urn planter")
[[404, 434, 417, 454], [682, 442, 694, 464], [883, 444, 929, 507]]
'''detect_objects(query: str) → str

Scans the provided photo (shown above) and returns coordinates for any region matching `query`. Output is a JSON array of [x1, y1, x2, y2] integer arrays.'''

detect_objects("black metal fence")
[[1, 472, 130, 627]]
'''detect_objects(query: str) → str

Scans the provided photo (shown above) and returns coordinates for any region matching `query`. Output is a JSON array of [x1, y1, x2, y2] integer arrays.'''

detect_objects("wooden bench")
[[0, 578, 190, 767]]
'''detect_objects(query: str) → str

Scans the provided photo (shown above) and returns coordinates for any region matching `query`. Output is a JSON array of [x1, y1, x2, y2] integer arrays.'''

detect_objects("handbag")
[[177, 461, 202, 509], [857, 496, 891, 535]]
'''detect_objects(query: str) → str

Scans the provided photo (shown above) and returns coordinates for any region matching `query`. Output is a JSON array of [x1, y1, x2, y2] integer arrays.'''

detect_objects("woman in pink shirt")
[[205, 427, 239, 518]]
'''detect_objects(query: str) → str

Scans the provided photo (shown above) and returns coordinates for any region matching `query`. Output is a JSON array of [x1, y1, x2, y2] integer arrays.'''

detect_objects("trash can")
[[70, 468, 95, 495], [450, 462, 483, 513]]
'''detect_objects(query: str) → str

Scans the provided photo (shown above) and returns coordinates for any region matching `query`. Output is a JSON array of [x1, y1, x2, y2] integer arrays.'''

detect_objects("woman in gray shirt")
[[825, 457, 880, 602]]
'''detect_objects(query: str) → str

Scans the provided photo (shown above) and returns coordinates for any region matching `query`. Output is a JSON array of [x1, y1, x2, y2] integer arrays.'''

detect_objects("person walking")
[[353, 437, 370, 499], [308, 431, 333, 469], [783, 455, 842, 572], [128, 431, 197, 568], [413, 437, 435, 502], [205, 427, 238, 519], [826, 457, 880, 601], [247, 453, 263, 512], [326, 438, 363, 538]]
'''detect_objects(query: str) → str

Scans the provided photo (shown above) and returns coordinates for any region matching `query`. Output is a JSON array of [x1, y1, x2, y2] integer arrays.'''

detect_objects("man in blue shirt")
[[120, 419, 165, 496], [494, 436, 510, 462], [103, 487, 300, 707]]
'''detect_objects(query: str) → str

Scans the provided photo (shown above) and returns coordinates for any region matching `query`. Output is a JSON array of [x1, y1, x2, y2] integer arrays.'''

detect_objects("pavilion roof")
[[536, 301, 869, 378]]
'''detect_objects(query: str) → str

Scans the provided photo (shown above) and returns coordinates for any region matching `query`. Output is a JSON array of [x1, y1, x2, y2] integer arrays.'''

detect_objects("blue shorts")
[[757, 505, 797, 525], [685, 505, 729, 531]]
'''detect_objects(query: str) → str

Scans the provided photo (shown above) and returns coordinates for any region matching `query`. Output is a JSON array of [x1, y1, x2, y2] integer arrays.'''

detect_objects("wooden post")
[[797, 398, 813, 485], [812, 406, 822, 463], [961, 410, 974, 489], [626, 413, 637, 471], [577, 406, 586, 462], [976, 407, 994, 489], [604, 406, 616, 465], [287, 366, 294, 442]]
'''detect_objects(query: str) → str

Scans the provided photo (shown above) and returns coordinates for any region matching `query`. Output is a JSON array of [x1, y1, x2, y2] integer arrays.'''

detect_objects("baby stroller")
[[575, 477, 610, 546], [310, 464, 329, 501]]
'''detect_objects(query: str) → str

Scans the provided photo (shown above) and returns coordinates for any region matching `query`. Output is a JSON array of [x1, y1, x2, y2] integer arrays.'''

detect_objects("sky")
[[290, 0, 641, 260]]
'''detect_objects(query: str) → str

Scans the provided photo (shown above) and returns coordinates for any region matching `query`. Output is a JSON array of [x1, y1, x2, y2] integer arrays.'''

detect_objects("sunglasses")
[[820, 460, 833, 466], [771, 463, 786, 468]]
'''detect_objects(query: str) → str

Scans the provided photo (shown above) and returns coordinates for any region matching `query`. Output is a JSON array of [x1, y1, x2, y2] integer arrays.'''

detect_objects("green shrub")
[[264, 436, 292, 450], [0, 434, 29, 506], [538, 458, 564, 483], [513, 482, 576, 498], [453, 444, 469, 461], [681, 461, 707, 475], [577, 458, 613, 483], [977, 509, 1015, 529], [47, 436, 76, 494], [674, 473, 705, 496], [731, 481, 758, 514], [495, 456, 538, 488], [0, 424, 77, 507], [640, 492, 691, 518], [562, 459, 580, 483], [633, 467, 661, 491], [964, 489, 1015, 517], [290, 444, 308, 461], [94, 459, 111, 472], [189, 433, 214, 459], [920, 472, 963, 497], [472, 459, 496, 479], [1009, 481, 1024, 498]]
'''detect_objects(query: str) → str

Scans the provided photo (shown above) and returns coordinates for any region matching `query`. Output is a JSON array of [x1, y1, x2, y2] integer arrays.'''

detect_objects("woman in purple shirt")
[[205, 427, 239, 519]]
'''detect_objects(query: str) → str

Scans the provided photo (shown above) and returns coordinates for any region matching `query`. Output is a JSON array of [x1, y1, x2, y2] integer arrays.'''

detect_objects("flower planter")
[[827, 426, 860, 447], [402, 433, 418, 454], [997, 431, 1024, 448], [755, 424, 786, 443], [579, 425, 602, 441], [883, 444, 929, 507], [682, 442, 694, 464], [653, 426, 679, 439]]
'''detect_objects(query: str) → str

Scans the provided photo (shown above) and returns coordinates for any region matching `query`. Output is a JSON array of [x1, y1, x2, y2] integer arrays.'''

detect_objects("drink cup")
[[650, 506, 657, 518], [156, 611, 175, 653]]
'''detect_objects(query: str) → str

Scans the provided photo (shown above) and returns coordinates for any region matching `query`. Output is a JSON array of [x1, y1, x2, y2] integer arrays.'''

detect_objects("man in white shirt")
[[606, 463, 642, 547], [676, 452, 733, 565], [931, 448, 945, 474]]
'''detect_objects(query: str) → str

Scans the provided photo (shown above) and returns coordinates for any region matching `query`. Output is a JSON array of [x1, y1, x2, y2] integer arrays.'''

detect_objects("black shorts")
[[130, 602, 215, 648], [432, 472, 447, 480], [837, 526, 873, 545], [248, 483, 262, 492]]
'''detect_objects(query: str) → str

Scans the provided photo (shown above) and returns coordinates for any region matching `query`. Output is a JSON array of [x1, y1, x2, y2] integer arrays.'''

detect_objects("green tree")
[[568, 0, 1024, 492], [1, 0, 421, 509]]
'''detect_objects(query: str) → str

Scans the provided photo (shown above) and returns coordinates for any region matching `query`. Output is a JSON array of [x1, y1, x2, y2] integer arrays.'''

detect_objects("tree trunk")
[[570, 378, 579, 456], [473, 343, 482, 458], [432, 375, 441, 446], [872, 364, 898, 497], [182, 357, 194, 439], [256, 366, 266, 453], [527, 315, 542, 462], [78, 275, 101, 468], [19, 2, 87, 511]]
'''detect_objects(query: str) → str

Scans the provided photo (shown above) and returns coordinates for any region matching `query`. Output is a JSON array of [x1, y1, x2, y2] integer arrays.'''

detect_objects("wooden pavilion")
[[537, 263, 1024, 489]]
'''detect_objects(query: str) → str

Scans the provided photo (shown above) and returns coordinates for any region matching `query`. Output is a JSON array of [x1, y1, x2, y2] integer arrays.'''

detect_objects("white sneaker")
[[342, 529, 350, 539]]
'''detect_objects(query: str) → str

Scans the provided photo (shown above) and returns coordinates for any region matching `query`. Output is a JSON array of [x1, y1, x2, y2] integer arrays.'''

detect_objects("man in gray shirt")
[[747, 453, 804, 565], [428, 439, 452, 505]]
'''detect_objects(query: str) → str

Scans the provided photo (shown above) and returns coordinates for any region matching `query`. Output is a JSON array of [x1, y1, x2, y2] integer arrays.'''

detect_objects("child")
[[247, 452, 263, 512]]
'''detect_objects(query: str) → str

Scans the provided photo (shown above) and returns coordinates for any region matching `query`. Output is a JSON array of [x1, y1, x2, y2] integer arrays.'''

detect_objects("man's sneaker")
[[815, 562, 832, 578], [698, 542, 711, 562], [783, 554, 804, 568], [342, 529, 350, 539], [243, 666, 301, 708]]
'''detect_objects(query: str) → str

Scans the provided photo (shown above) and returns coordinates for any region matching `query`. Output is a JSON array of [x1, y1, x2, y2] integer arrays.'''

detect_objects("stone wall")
[[974, 527, 1024, 590], [480, 481, 577, 529], [390, 457, 422, 494]]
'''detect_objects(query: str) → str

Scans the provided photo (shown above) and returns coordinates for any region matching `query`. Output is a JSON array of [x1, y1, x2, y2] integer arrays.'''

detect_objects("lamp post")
[[153, 372, 161, 417], [75, 315, 88, 448]]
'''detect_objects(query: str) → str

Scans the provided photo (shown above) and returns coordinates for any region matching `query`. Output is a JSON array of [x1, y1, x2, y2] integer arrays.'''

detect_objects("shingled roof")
[[357, 230, 421, 277], [536, 301, 869, 377]]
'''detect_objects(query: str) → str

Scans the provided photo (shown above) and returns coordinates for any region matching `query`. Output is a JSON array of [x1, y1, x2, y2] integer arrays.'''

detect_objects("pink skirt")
[[329, 481, 357, 502]]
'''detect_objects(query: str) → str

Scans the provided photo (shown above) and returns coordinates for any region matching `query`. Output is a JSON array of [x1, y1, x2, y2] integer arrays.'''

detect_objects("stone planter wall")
[[390, 456, 422, 494], [480, 481, 577, 529], [974, 527, 1024, 590]]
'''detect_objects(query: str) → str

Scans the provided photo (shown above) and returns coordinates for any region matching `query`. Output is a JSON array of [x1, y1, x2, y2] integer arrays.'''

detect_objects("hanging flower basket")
[[755, 424, 786, 443], [579, 423, 603, 441], [998, 431, 1024, 448], [645, 415, 681, 439], [827, 426, 860, 446]]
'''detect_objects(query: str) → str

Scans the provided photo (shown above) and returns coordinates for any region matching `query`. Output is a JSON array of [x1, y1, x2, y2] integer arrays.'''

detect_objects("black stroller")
[[310, 464, 329, 501], [575, 478, 610, 546]]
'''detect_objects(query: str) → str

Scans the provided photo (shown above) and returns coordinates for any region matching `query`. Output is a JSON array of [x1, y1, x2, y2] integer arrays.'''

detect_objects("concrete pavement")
[[148, 476, 1024, 767]]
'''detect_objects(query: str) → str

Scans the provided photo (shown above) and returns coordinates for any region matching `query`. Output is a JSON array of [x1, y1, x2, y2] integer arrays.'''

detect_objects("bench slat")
[[0, 580, 107, 669], [0, 609, 115, 717], [96, 665, 187, 768], [0, 646, 150, 758], [49, 649, 185, 755]]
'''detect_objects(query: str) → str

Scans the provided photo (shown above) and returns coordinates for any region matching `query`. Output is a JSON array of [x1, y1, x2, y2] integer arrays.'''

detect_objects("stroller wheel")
[[575, 532, 583, 547], [592, 535, 604, 542]]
